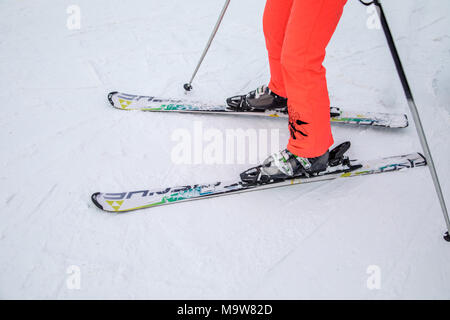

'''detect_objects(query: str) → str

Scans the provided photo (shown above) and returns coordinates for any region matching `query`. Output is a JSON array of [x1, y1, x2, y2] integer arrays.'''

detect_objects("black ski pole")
[[184, 0, 231, 92], [359, 0, 450, 241]]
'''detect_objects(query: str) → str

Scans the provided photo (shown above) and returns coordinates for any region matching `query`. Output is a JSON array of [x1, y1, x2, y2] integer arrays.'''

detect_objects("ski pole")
[[360, 0, 450, 241], [184, 0, 231, 91]]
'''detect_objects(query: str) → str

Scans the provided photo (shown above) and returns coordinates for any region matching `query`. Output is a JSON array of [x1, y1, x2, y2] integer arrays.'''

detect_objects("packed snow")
[[0, 0, 449, 299]]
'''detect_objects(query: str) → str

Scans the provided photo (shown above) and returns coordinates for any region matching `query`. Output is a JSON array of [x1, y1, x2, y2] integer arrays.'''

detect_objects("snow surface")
[[0, 0, 449, 299]]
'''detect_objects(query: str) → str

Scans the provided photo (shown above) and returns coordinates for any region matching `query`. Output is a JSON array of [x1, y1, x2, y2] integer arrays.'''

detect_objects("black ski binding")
[[226, 88, 288, 113], [240, 141, 357, 186], [328, 141, 351, 167]]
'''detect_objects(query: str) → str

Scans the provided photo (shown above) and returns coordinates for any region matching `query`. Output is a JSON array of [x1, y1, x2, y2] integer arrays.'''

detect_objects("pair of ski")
[[91, 91, 426, 213]]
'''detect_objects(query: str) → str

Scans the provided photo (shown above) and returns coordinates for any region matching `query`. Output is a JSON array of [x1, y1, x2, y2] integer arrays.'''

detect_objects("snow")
[[0, 0, 449, 299]]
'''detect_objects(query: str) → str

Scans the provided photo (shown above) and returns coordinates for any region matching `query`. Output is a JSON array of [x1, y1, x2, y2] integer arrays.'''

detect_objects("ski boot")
[[226, 85, 287, 112], [240, 142, 356, 185]]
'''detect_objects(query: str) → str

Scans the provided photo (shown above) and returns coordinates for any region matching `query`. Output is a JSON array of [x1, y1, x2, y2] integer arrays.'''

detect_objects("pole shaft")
[[187, 0, 231, 87], [374, 0, 450, 233]]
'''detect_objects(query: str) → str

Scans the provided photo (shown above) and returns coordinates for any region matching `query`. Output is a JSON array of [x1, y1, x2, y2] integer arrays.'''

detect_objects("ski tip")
[[417, 152, 427, 165], [107, 91, 118, 106], [403, 114, 409, 128], [91, 192, 104, 210]]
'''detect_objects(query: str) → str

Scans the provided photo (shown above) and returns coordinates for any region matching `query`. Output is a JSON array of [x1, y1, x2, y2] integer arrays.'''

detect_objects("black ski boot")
[[241, 142, 354, 185], [226, 85, 287, 112]]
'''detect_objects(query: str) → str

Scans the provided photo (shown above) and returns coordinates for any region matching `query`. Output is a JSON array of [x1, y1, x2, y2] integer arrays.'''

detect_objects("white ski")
[[108, 91, 409, 128], [92, 152, 426, 213]]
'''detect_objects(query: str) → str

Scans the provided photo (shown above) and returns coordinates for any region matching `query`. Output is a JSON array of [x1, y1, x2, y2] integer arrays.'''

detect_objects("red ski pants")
[[263, 0, 347, 157]]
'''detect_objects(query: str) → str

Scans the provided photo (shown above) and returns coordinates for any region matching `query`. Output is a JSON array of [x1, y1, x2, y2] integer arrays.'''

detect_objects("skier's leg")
[[263, 0, 293, 98], [282, 0, 347, 158], [226, 0, 292, 111]]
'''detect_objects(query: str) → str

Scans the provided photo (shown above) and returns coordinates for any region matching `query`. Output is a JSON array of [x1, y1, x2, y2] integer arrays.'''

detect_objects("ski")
[[91, 151, 426, 213], [108, 91, 408, 128]]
